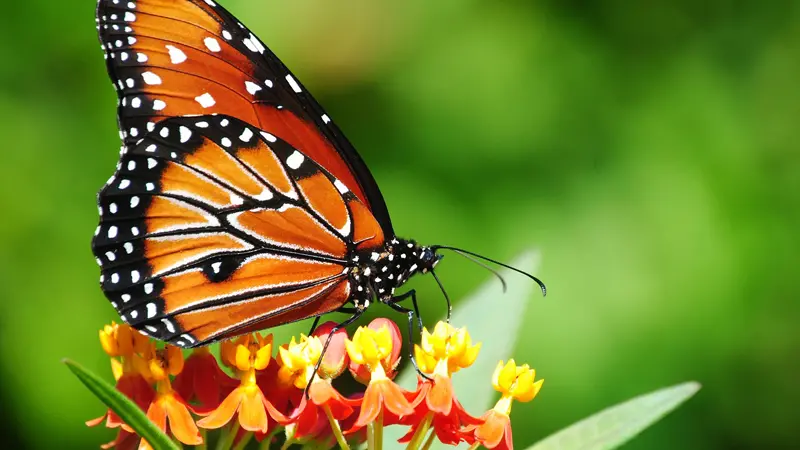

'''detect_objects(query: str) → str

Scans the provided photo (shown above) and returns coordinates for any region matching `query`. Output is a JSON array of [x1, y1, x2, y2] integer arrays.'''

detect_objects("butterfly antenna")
[[440, 249, 507, 293], [431, 246, 546, 297], [430, 269, 452, 322]]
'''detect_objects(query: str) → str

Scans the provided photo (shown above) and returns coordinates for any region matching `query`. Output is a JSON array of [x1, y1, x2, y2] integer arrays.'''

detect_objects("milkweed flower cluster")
[[88, 319, 543, 450]]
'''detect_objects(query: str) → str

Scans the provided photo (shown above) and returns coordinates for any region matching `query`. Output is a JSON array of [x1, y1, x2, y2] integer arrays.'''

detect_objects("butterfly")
[[92, 0, 545, 348]]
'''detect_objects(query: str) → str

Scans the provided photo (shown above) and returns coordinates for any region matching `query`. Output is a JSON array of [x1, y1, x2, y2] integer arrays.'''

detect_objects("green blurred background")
[[1, 0, 798, 448]]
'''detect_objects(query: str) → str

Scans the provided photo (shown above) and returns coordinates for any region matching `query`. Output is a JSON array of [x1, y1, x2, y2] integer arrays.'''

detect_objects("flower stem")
[[367, 409, 384, 450], [466, 443, 481, 450], [258, 428, 280, 450], [405, 412, 433, 450], [197, 429, 207, 450], [281, 425, 297, 450], [376, 408, 384, 450], [323, 405, 351, 450], [232, 431, 253, 450], [215, 421, 240, 450], [420, 431, 436, 450]]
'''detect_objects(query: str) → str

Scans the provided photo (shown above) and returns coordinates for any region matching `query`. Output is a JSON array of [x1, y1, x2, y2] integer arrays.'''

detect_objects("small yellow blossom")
[[277, 334, 323, 389], [220, 333, 272, 373], [491, 359, 544, 414], [345, 323, 395, 377], [415, 321, 481, 377], [99, 322, 149, 357], [135, 343, 184, 383]]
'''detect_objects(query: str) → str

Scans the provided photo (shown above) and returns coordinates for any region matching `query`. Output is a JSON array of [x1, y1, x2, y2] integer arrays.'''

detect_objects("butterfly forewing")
[[92, 115, 386, 346], [96, 0, 393, 235]]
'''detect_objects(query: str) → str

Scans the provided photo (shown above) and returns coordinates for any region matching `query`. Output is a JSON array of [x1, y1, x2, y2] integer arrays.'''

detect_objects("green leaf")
[[384, 250, 541, 449], [63, 359, 180, 450], [526, 381, 701, 450]]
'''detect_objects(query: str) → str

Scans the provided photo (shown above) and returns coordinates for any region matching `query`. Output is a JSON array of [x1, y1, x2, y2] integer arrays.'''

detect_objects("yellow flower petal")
[[254, 342, 271, 371], [165, 346, 184, 376], [235, 344, 252, 372], [344, 338, 364, 364], [414, 344, 437, 374]]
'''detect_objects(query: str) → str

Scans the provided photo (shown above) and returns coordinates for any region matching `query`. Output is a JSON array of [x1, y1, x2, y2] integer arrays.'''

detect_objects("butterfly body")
[[348, 238, 440, 308]]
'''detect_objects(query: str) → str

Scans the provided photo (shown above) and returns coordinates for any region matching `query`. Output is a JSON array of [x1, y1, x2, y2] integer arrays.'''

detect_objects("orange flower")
[[87, 323, 154, 433], [137, 344, 202, 450], [460, 360, 544, 450], [274, 323, 355, 441], [99, 321, 150, 358], [345, 318, 414, 430], [401, 322, 483, 445], [173, 347, 236, 413], [197, 333, 282, 434]]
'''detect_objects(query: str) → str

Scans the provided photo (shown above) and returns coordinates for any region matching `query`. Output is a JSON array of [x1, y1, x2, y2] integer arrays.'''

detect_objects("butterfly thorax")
[[349, 238, 438, 307]]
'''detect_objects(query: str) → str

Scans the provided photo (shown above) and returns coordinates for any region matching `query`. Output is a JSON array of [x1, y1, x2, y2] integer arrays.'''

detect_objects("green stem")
[[281, 424, 297, 450], [367, 409, 384, 450], [420, 431, 436, 450], [258, 428, 281, 450], [405, 412, 434, 450], [466, 443, 481, 450], [196, 428, 207, 450], [323, 405, 351, 450], [232, 432, 253, 450], [215, 421, 240, 450], [375, 409, 384, 450]]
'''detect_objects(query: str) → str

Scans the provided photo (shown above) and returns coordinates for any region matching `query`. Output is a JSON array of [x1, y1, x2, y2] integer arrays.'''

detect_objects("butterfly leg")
[[307, 316, 322, 336], [386, 293, 432, 380], [390, 289, 424, 336], [304, 308, 365, 397]]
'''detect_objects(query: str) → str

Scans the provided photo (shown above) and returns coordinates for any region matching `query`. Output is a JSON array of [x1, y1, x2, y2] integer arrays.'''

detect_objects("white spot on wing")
[[286, 151, 304, 169], [334, 180, 349, 194], [322, 114, 331, 124], [245, 81, 261, 95], [162, 319, 176, 333], [239, 128, 253, 142], [179, 126, 192, 143], [285, 75, 302, 93], [165, 45, 187, 64], [195, 93, 216, 108], [204, 37, 221, 52], [153, 99, 166, 110], [142, 71, 162, 85], [146, 303, 157, 318], [260, 131, 276, 142]]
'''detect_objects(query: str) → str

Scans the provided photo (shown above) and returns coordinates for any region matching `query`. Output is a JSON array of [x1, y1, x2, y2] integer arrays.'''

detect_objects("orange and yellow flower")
[[137, 343, 202, 449], [460, 360, 544, 450], [402, 322, 484, 445], [86, 317, 544, 450], [197, 333, 282, 434], [274, 322, 355, 443], [345, 318, 414, 430]]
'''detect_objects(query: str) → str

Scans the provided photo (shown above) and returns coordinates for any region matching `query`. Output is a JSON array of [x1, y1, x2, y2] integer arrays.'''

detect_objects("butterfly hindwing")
[[92, 114, 387, 346]]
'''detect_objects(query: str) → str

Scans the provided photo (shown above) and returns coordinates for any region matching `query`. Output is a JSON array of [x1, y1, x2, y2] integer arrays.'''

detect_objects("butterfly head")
[[417, 245, 443, 274]]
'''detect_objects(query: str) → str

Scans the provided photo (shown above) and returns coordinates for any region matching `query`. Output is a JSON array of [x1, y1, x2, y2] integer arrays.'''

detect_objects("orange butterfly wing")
[[96, 0, 393, 235], [91, 115, 385, 346]]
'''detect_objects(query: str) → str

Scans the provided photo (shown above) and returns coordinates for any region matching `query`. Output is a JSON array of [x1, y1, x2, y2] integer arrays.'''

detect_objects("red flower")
[[173, 347, 236, 413]]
